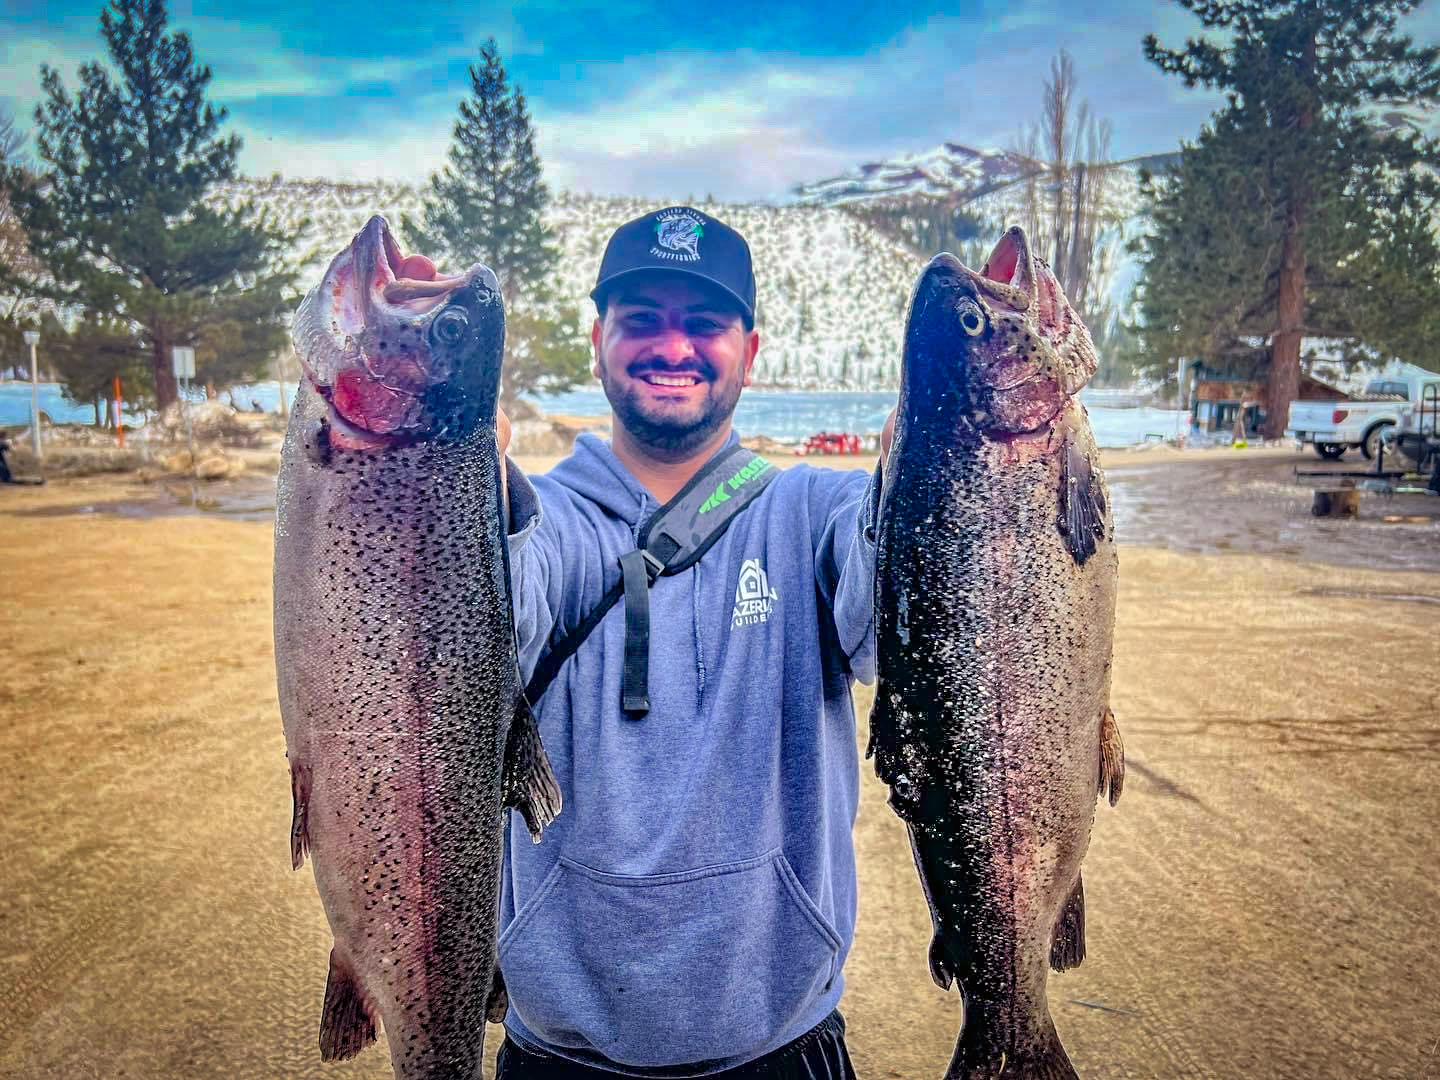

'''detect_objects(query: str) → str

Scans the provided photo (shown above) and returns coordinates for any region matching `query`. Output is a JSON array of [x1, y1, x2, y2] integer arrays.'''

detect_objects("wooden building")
[[1187, 356, 1345, 437]]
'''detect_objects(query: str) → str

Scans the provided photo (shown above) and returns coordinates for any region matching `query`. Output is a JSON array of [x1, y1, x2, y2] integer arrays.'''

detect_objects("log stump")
[[1312, 488, 1360, 518]]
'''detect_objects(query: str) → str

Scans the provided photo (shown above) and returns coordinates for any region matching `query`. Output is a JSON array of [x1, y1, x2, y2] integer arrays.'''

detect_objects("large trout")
[[870, 227, 1124, 1080], [275, 215, 560, 1079]]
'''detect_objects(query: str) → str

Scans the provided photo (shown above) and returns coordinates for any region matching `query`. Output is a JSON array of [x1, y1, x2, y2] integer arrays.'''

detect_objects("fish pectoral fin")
[[1099, 707, 1125, 806], [1050, 875, 1086, 971], [289, 760, 311, 871], [503, 696, 562, 843], [486, 966, 509, 1024], [1057, 436, 1107, 565], [318, 950, 377, 1062]]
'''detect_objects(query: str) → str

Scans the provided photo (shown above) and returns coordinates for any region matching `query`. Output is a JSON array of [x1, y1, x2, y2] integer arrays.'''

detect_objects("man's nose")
[[651, 328, 697, 363]]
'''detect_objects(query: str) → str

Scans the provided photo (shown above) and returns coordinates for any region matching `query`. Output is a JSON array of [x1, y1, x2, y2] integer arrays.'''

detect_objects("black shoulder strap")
[[522, 444, 778, 716]]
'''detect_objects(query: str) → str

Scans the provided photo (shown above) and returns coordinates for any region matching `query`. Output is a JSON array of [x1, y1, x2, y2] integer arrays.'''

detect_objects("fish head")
[[905, 226, 1096, 437], [290, 215, 505, 451]]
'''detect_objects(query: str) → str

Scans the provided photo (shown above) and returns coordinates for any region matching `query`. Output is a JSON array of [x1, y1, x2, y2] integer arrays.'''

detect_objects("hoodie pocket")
[[498, 849, 841, 1068]]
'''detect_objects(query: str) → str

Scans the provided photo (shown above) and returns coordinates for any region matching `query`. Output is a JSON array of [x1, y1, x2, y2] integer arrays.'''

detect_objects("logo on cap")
[[651, 208, 705, 262]]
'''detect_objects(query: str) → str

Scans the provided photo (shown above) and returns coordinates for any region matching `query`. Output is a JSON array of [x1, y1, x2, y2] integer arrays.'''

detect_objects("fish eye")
[[957, 302, 985, 337], [431, 307, 470, 347]]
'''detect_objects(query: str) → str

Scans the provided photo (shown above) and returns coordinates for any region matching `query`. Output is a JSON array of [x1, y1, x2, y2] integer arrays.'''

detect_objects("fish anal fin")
[[289, 760, 311, 871], [1057, 438, 1106, 565], [1050, 875, 1086, 972], [318, 950, 377, 1062], [1100, 707, 1125, 806], [503, 696, 562, 843], [486, 966, 509, 1024]]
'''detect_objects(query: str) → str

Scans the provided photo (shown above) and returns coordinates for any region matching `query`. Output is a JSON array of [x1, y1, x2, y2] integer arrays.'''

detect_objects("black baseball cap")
[[590, 206, 756, 327]]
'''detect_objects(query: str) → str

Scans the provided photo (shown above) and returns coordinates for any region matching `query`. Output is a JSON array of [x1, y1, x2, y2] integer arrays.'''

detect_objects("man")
[[495, 206, 893, 1079]]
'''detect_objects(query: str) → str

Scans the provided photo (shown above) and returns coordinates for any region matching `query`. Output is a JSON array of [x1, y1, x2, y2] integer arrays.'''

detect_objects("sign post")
[[114, 375, 125, 448], [172, 346, 197, 483], [23, 329, 40, 459]]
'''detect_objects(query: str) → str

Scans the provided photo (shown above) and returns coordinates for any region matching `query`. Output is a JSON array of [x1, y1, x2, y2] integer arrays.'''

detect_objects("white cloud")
[[231, 122, 452, 183]]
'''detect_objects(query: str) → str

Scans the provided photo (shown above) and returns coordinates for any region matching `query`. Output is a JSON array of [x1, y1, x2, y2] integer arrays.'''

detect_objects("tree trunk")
[[152, 326, 177, 410], [1264, 29, 1315, 442], [1266, 203, 1306, 440], [93, 396, 102, 428]]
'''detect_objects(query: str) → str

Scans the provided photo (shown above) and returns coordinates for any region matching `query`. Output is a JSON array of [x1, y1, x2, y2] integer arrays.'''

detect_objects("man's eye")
[[687, 318, 722, 334], [623, 313, 659, 329]]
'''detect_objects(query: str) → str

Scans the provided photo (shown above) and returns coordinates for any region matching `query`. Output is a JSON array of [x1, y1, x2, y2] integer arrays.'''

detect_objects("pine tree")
[[0, 0, 299, 410], [0, 106, 40, 375], [1137, 0, 1440, 436], [404, 39, 585, 403]]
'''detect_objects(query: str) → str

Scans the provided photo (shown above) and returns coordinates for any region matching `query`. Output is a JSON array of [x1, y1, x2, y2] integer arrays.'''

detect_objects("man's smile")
[[640, 372, 703, 387]]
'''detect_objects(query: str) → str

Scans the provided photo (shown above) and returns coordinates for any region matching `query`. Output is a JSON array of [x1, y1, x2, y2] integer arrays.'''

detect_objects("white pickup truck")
[[1287, 362, 1440, 461]]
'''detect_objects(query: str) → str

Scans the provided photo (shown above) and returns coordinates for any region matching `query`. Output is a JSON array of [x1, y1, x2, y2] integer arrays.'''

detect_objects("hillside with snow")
[[212, 177, 921, 389]]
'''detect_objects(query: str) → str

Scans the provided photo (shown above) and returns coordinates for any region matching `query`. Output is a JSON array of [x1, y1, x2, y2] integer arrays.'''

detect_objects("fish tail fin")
[[946, 1002, 1079, 1080], [503, 695, 562, 843], [1100, 707, 1125, 806], [289, 760, 311, 871], [318, 950, 377, 1062], [1050, 875, 1086, 971]]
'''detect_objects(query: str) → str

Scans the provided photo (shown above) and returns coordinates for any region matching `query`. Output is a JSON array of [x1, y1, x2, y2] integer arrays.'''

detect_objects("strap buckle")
[[639, 547, 666, 583]]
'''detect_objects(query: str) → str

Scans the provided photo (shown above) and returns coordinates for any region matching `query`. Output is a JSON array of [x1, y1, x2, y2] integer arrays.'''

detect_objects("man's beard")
[[598, 356, 744, 459]]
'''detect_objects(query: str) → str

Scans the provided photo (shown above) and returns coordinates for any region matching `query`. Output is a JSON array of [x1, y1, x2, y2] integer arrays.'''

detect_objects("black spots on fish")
[[1057, 439, 1106, 565]]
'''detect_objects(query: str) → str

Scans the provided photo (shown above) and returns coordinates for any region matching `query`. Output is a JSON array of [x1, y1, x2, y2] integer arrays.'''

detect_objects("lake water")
[[2, 381, 1188, 449], [530, 387, 1188, 448]]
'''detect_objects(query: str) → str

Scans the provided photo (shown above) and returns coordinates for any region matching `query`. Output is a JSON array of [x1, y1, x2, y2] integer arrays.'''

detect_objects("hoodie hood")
[[547, 432, 742, 527]]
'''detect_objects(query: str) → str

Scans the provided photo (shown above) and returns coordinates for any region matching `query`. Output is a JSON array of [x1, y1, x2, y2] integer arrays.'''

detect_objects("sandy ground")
[[1, 448, 1438, 1080]]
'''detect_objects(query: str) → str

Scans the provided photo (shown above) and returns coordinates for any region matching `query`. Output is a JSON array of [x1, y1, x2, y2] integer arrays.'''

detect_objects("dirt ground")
[[1, 448, 1437, 1080]]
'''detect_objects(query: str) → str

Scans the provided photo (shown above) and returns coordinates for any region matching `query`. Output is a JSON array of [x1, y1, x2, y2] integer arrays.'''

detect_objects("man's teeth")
[[644, 374, 700, 387]]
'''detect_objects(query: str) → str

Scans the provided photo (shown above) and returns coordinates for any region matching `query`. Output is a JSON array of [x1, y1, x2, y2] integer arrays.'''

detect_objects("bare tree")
[[1009, 51, 1126, 345]]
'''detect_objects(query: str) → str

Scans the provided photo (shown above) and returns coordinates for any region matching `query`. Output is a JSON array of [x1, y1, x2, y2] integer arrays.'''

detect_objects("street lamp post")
[[22, 329, 40, 459]]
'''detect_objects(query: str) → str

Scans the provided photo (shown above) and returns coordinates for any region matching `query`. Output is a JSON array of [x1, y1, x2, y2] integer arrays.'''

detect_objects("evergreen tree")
[[0, 107, 40, 377], [0, 0, 299, 410], [44, 311, 152, 423], [1137, 0, 1440, 436], [404, 39, 585, 403]]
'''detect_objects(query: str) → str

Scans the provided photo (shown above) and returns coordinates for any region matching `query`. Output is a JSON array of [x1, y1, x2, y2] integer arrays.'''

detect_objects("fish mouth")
[[292, 216, 501, 449]]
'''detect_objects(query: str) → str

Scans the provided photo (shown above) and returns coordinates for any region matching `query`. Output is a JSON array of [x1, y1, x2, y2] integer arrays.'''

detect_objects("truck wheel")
[[1360, 423, 1393, 461], [1315, 443, 1346, 460]]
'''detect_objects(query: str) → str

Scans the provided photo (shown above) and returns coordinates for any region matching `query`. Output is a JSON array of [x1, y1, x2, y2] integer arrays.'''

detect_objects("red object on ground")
[[799, 432, 862, 455]]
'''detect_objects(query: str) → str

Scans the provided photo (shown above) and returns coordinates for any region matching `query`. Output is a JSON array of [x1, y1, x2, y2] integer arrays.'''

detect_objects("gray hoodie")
[[499, 432, 879, 1074]]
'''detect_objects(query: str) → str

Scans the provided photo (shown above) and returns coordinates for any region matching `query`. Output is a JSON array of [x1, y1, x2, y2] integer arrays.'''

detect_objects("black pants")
[[495, 1011, 857, 1080]]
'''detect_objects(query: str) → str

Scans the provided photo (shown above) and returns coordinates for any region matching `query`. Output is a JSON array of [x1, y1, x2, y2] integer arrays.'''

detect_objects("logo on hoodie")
[[732, 557, 778, 628]]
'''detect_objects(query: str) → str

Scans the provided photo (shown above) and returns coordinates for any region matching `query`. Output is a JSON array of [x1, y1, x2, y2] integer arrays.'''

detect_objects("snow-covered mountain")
[[212, 177, 921, 390], [790, 143, 1043, 206]]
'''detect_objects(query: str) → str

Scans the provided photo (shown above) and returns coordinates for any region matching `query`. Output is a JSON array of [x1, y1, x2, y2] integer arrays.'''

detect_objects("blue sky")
[[3, 0, 1438, 201]]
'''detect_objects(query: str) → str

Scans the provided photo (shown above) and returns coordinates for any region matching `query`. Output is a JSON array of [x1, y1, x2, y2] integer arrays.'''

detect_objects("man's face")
[[592, 274, 759, 457]]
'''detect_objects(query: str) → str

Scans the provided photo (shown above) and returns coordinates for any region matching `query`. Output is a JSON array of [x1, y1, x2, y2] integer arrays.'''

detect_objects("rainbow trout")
[[275, 215, 559, 1079], [870, 227, 1124, 1080]]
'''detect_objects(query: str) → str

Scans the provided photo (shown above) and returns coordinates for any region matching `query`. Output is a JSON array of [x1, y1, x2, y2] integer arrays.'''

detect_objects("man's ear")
[[742, 329, 760, 387], [591, 317, 603, 379]]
